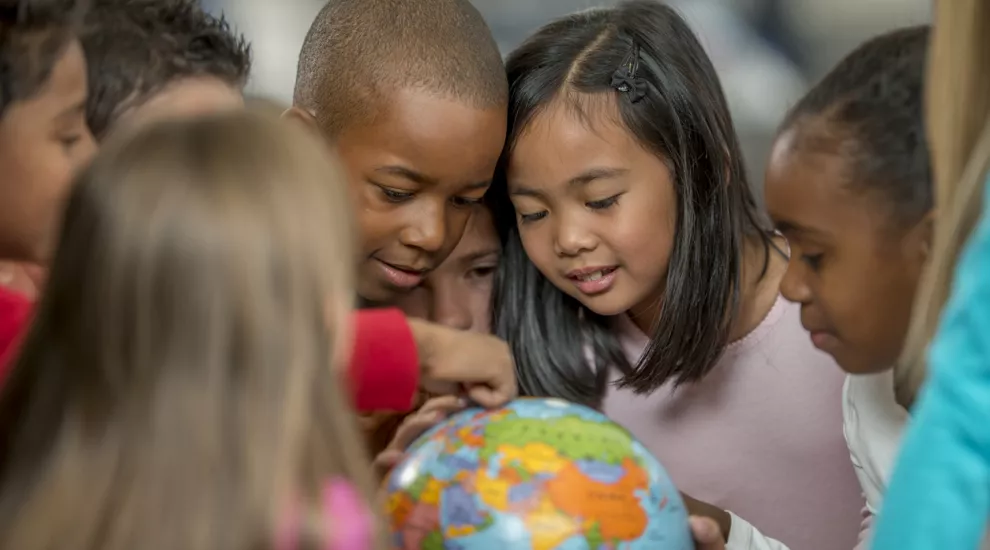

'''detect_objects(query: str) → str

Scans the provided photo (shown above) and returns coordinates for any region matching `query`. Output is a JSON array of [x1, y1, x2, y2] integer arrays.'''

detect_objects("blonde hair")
[[0, 108, 380, 549], [895, 0, 990, 407]]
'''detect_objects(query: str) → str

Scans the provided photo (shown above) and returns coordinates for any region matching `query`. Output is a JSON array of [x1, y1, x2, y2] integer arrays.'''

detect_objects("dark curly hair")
[[82, 0, 251, 139], [0, 0, 86, 119], [780, 26, 932, 229]]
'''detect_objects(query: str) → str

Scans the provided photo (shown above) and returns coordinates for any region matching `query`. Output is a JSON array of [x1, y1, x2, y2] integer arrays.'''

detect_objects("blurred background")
[[202, 0, 931, 189]]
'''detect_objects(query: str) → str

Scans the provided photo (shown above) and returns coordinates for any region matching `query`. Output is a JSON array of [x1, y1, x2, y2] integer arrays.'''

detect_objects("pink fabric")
[[602, 296, 863, 550], [275, 478, 373, 550]]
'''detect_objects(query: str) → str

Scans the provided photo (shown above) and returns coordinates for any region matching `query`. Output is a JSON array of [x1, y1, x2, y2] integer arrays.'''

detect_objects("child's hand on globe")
[[681, 492, 731, 542], [407, 319, 517, 407], [690, 517, 726, 550], [373, 395, 468, 479]]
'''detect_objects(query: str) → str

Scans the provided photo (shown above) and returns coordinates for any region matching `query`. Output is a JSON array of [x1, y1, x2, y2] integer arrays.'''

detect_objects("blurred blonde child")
[[0, 109, 381, 550]]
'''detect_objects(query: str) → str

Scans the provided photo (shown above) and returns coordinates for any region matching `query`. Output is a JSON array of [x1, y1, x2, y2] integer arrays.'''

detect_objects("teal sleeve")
[[872, 177, 990, 550]]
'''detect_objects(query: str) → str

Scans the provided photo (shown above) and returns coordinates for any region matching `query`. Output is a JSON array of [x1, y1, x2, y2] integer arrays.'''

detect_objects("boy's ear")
[[282, 105, 321, 134]]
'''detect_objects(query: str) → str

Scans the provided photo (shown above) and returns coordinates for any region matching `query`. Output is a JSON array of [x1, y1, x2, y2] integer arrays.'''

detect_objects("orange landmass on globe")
[[387, 492, 415, 528], [546, 457, 649, 541]]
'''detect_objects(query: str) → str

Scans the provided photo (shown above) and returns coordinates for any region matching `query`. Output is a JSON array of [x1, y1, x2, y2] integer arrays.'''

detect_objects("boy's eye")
[[801, 253, 824, 271], [586, 193, 622, 210], [375, 184, 415, 203], [518, 210, 548, 224], [451, 195, 485, 208]]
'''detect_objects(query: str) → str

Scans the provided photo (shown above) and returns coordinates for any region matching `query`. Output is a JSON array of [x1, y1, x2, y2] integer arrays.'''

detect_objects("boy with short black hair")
[[81, 0, 251, 140], [288, 0, 509, 306]]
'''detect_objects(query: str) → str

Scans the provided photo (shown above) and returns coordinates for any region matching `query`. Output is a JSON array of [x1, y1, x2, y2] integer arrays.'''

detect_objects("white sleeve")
[[725, 512, 791, 550]]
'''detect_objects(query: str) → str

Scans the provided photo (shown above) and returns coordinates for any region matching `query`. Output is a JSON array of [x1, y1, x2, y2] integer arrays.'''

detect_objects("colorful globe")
[[383, 397, 693, 550]]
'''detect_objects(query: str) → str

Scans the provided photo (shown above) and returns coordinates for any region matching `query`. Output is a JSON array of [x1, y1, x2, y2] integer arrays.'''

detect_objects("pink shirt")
[[603, 296, 862, 550]]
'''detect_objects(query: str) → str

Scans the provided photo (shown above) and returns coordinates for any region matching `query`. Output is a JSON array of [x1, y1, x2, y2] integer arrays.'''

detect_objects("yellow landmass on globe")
[[446, 524, 479, 538], [525, 496, 579, 550], [419, 478, 445, 505], [499, 442, 568, 474], [475, 469, 510, 511]]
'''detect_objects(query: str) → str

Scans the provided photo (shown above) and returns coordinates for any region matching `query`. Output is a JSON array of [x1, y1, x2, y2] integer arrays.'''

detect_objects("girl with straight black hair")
[[490, 1, 862, 548]]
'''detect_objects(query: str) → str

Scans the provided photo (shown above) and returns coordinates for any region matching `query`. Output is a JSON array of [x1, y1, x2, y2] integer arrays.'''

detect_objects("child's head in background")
[[0, 0, 95, 263], [82, 0, 250, 140], [766, 26, 932, 375], [491, 0, 774, 404], [0, 109, 379, 550], [289, 0, 507, 306], [394, 206, 500, 333]]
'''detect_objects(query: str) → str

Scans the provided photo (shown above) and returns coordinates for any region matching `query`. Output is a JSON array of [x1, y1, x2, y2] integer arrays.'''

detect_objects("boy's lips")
[[374, 259, 429, 289]]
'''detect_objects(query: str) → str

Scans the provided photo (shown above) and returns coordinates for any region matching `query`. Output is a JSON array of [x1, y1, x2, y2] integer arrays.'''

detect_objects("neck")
[[628, 234, 786, 339], [730, 234, 787, 341]]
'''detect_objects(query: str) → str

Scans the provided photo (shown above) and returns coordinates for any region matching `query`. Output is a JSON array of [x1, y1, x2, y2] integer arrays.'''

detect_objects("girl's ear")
[[910, 209, 936, 262]]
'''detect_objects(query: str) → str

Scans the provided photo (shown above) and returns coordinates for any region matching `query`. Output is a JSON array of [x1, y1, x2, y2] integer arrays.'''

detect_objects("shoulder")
[[843, 371, 908, 510]]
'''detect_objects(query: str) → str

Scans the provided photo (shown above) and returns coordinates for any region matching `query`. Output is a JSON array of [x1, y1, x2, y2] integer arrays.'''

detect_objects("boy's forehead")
[[115, 77, 244, 134], [335, 87, 506, 185]]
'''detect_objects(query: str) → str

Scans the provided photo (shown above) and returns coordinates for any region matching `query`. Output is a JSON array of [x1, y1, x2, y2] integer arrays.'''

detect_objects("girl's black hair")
[[490, 0, 774, 406], [779, 26, 932, 227]]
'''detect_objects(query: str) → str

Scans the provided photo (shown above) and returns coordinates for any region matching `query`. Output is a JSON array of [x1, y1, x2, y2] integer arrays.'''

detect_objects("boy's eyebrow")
[[374, 165, 490, 190]]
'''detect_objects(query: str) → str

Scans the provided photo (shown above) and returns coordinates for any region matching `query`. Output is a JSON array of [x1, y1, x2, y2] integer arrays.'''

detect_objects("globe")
[[383, 397, 693, 550]]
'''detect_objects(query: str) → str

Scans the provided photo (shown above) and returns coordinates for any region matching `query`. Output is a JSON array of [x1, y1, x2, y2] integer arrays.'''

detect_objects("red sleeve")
[[348, 308, 419, 412], [0, 288, 33, 386]]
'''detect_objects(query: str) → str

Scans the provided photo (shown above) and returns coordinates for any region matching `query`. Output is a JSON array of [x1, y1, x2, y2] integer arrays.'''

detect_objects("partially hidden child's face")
[[115, 77, 244, 137], [335, 88, 506, 304], [765, 130, 930, 375], [507, 101, 677, 318], [0, 40, 95, 262], [393, 207, 500, 332]]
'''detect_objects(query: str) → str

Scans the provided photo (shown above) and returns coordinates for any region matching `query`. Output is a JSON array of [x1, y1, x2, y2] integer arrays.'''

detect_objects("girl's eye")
[[801, 253, 824, 271], [451, 196, 485, 208], [377, 185, 414, 203], [468, 265, 497, 279], [518, 211, 548, 224], [586, 194, 622, 210]]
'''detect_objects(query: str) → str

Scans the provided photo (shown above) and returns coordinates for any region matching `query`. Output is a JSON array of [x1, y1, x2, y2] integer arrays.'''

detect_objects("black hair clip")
[[610, 44, 647, 103]]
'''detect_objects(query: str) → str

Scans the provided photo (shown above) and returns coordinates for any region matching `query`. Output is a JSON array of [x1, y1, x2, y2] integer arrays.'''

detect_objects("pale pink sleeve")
[[322, 479, 374, 550], [275, 478, 375, 550]]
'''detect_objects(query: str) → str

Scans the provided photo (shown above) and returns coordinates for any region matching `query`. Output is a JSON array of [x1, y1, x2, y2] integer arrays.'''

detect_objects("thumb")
[[464, 383, 514, 409], [689, 516, 725, 550]]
